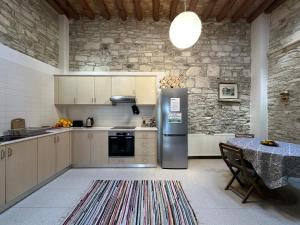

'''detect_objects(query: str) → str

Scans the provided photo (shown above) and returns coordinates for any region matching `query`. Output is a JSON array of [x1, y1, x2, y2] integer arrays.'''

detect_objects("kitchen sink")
[[0, 131, 52, 143]]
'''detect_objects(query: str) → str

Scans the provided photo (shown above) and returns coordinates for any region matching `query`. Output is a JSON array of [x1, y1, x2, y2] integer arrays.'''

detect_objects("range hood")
[[110, 96, 136, 105]]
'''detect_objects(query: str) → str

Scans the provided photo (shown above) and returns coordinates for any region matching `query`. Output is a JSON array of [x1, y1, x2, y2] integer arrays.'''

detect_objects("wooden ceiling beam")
[[188, 0, 198, 11], [152, 0, 160, 21], [231, 0, 253, 22], [247, 0, 276, 22], [56, 0, 80, 20], [115, 0, 127, 21], [95, 0, 110, 20], [46, 0, 65, 15], [133, 0, 143, 21], [216, 0, 237, 22], [80, 0, 95, 20], [201, 0, 217, 21], [169, 0, 180, 21], [265, 0, 287, 13]]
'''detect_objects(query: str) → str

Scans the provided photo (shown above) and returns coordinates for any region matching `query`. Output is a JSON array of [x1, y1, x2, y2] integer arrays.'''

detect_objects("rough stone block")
[[207, 64, 220, 77]]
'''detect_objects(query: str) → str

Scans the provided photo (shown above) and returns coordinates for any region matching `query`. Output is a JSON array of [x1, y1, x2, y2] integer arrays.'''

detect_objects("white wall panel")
[[188, 133, 235, 156]]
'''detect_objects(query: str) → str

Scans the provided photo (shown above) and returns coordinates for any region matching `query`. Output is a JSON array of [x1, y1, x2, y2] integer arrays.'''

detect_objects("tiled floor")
[[0, 159, 300, 225]]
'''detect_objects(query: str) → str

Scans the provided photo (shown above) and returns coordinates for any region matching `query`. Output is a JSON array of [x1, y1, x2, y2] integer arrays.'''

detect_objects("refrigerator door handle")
[[163, 134, 186, 137]]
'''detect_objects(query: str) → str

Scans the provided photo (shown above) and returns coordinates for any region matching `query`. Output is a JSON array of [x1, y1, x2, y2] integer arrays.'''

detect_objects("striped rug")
[[62, 180, 198, 225]]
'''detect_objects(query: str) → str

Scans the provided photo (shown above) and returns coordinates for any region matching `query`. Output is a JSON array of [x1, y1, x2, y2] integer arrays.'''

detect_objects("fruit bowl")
[[260, 140, 279, 147], [53, 118, 73, 128]]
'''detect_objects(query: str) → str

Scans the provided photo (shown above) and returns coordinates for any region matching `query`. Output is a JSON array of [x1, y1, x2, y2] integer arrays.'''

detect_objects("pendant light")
[[169, 0, 202, 49]]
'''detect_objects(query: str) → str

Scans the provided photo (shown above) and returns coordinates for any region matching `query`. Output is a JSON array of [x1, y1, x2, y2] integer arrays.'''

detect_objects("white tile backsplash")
[[0, 58, 59, 134], [62, 104, 156, 127]]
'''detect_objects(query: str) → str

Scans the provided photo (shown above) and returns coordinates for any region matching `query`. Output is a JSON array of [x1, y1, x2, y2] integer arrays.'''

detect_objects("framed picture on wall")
[[219, 83, 238, 99]]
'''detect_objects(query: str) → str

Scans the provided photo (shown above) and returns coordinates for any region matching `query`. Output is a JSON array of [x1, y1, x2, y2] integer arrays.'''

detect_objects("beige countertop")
[[0, 127, 158, 146], [71, 127, 158, 131]]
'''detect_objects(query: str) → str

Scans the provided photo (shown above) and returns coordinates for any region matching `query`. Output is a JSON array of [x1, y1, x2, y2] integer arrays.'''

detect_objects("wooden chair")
[[219, 142, 262, 203], [235, 133, 255, 138]]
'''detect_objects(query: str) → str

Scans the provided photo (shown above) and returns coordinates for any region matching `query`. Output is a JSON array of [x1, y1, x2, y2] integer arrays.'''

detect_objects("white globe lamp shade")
[[169, 11, 202, 49]]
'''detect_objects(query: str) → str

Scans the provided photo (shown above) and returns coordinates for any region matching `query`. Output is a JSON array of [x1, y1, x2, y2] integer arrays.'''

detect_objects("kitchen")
[[0, 0, 300, 225]]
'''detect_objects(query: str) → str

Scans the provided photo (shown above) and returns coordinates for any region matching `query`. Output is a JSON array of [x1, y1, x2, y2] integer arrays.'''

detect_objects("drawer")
[[135, 155, 157, 165], [135, 139, 157, 156], [109, 157, 135, 164], [135, 131, 157, 139]]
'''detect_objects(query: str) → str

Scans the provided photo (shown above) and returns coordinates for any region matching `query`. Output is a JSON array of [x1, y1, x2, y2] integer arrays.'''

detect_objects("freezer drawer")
[[161, 135, 188, 169]]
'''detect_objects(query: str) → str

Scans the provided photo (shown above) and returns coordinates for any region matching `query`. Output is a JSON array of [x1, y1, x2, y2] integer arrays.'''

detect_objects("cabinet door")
[[135, 139, 157, 156], [6, 139, 38, 203], [111, 77, 135, 96], [72, 131, 91, 166], [76, 77, 95, 104], [90, 131, 108, 166], [37, 135, 56, 183], [135, 77, 156, 105], [58, 77, 77, 104], [0, 146, 5, 207], [94, 77, 112, 104], [56, 132, 70, 172], [54, 77, 59, 104]]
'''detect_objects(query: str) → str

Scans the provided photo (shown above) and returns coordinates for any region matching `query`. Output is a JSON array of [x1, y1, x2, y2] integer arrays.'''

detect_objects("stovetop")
[[111, 126, 136, 130]]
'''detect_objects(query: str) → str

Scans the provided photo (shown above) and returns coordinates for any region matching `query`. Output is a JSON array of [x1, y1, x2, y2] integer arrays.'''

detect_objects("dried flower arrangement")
[[159, 75, 185, 89]]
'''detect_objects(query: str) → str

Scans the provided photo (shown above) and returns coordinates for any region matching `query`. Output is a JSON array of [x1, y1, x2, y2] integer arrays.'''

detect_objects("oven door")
[[109, 135, 134, 157]]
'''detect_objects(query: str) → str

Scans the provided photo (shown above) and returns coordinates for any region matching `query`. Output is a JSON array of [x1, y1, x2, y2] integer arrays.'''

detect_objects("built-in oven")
[[108, 131, 135, 157]]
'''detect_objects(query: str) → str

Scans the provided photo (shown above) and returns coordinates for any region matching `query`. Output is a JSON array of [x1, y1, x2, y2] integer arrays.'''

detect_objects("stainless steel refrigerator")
[[160, 88, 188, 169]]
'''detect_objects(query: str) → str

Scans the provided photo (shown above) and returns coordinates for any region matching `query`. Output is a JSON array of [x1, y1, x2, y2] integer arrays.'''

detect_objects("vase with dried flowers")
[[159, 74, 185, 89]]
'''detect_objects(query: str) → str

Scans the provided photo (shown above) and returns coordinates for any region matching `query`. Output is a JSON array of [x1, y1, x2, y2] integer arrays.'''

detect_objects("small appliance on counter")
[[85, 116, 94, 127], [72, 120, 84, 127]]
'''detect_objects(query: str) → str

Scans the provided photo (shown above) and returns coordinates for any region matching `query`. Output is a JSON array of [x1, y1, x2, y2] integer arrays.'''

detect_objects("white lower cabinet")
[[72, 131, 108, 167], [56, 132, 71, 172], [0, 146, 5, 208], [38, 132, 70, 182], [37, 135, 56, 184], [134, 131, 157, 165], [72, 131, 91, 166], [91, 131, 108, 166], [5, 139, 38, 203]]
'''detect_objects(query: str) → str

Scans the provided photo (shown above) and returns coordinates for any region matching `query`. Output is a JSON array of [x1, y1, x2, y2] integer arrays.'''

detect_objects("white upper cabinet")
[[76, 77, 95, 104], [55, 75, 156, 105], [135, 77, 156, 105], [94, 77, 112, 104], [58, 77, 77, 104], [111, 77, 136, 96]]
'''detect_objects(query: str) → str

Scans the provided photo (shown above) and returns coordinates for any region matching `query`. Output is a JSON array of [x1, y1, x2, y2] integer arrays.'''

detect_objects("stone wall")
[[0, 0, 59, 67], [268, 0, 300, 143], [69, 17, 251, 134]]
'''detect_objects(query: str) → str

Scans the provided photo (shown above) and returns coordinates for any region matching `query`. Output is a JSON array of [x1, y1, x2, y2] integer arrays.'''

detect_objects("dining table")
[[227, 138, 300, 189]]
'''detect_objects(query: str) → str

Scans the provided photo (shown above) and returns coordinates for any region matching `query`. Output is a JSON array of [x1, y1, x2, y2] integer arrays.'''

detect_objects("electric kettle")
[[86, 116, 94, 127]]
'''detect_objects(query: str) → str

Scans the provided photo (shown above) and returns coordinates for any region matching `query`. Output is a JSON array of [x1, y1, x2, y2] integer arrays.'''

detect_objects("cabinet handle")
[[73, 97, 76, 104], [57, 136, 60, 143], [0, 150, 5, 160], [94, 98, 96, 103], [91, 98, 94, 103], [7, 148, 12, 157], [54, 136, 56, 144]]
